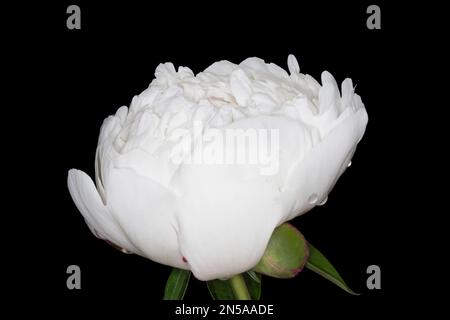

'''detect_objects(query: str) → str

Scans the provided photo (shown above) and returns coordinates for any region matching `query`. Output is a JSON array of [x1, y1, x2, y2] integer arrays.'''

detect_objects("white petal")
[[319, 71, 341, 115], [154, 62, 177, 83], [239, 57, 269, 74], [341, 78, 354, 108], [281, 107, 368, 221], [204, 60, 237, 76], [177, 66, 194, 79], [129, 87, 161, 117], [170, 115, 313, 280], [115, 106, 128, 126], [172, 164, 282, 280], [105, 168, 187, 269], [96, 116, 122, 194], [230, 69, 253, 106], [114, 145, 179, 188], [304, 74, 321, 95], [94, 148, 106, 204], [287, 54, 300, 74], [267, 62, 289, 79], [239, 57, 289, 84], [67, 169, 138, 253]]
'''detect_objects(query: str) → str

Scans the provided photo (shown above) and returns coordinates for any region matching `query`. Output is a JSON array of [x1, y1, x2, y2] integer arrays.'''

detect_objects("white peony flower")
[[68, 55, 368, 281]]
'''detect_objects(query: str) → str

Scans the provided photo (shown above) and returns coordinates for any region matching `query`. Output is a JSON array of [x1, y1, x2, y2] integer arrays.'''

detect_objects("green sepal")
[[254, 223, 309, 278], [306, 242, 359, 295]]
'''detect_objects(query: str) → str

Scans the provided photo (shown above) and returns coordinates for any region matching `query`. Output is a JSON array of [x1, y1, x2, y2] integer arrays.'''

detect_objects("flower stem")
[[229, 274, 251, 300]]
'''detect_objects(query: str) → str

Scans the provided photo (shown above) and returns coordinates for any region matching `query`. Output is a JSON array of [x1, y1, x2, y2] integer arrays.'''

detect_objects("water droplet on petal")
[[318, 196, 328, 206], [121, 248, 132, 254], [348, 161, 352, 167], [308, 193, 318, 204]]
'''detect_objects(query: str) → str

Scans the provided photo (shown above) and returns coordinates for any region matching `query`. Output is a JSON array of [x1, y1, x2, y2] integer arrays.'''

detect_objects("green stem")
[[229, 274, 251, 300]]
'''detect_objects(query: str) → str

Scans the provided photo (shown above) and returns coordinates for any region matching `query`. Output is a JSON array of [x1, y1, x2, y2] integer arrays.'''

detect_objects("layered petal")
[[169, 115, 316, 280], [67, 169, 138, 254], [68, 54, 368, 282], [105, 168, 186, 269], [281, 107, 368, 221], [172, 163, 282, 280]]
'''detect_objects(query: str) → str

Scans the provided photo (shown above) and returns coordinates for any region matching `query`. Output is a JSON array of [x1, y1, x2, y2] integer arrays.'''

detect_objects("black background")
[[10, 0, 424, 317]]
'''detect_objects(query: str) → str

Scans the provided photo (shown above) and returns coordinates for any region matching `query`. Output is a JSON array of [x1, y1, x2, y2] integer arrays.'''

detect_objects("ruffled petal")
[[204, 60, 237, 76], [229, 69, 253, 106]]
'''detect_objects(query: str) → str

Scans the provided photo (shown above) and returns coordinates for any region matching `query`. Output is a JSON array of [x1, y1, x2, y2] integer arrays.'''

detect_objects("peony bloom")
[[68, 55, 368, 281]]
